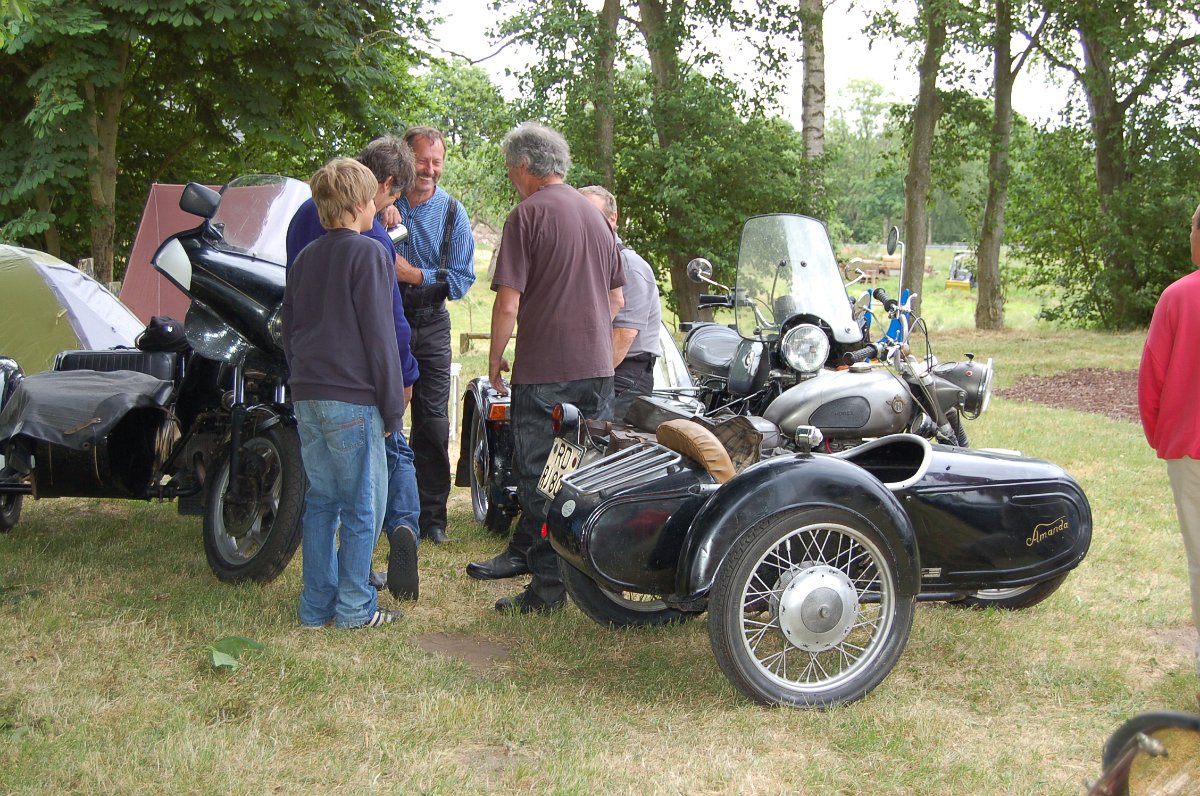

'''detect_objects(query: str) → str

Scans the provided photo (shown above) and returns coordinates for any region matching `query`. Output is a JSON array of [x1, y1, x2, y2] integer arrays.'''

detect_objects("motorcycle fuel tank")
[[763, 366, 913, 440]]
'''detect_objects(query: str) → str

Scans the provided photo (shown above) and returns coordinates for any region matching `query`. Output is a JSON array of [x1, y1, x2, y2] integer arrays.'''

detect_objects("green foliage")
[[1007, 119, 1200, 328], [0, 0, 430, 274]]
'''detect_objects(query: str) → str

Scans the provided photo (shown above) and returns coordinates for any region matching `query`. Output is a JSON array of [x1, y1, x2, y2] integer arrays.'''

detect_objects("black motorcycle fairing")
[[897, 446, 1092, 590], [674, 453, 921, 605], [183, 246, 285, 357]]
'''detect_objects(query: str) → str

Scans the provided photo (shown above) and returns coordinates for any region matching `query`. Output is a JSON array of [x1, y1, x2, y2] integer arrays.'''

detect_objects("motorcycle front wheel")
[[951, 573, 1069, 610], [560, 560, 693, 627], [203, 422, 305, 583], [0, 493, 21, 532], [708, 506, 915, 707]]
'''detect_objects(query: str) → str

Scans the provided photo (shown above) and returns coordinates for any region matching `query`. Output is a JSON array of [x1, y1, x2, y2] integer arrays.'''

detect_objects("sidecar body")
[[544, 423, 1091, 707]]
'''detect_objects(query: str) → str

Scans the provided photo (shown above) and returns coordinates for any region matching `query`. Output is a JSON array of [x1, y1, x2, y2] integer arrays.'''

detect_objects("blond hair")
[[310, 158, 378, 229]]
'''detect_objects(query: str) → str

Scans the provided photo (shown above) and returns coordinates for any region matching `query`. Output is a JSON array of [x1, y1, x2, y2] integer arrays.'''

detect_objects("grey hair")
[[502, 122, 571, 178], [578, 185, 617, 217]]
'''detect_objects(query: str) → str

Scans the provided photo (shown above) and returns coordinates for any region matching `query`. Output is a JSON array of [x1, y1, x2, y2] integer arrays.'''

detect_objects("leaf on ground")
[[206, 636, 265, 671]]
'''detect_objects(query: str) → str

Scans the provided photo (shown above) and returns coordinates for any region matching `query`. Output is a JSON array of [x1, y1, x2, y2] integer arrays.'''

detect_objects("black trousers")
[[611, 354, 656, 422], [510, 377, 614, 603], [406, 306, 452, 534]]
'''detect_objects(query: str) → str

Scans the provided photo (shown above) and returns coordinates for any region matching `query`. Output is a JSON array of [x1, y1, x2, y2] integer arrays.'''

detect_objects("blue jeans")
[[384, 430, 421, 546], [294, 400, 387, 628]]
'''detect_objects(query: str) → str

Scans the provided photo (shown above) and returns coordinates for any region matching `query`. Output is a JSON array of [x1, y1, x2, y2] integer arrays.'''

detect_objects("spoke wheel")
[[952, 574, 1068, 610], [469, 408, 491, 523], [560, 559, 693, 627], [709, 507, 914, 707], [469, 408, 514, 535], [203, 423, 305, 583]]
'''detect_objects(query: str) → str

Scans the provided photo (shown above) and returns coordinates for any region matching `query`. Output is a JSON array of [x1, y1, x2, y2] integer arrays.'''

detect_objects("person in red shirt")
[[1138, 200, 1200, 677]]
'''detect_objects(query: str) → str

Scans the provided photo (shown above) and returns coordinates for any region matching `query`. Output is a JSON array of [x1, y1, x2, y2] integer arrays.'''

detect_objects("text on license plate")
[[537, 438, 584, 499]]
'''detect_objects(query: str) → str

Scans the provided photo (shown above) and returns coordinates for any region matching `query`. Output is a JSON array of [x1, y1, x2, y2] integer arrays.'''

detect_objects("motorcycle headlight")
[[779, 324, 830, 374], [933, 356, 994, 417], [267, 305, 284, 351]]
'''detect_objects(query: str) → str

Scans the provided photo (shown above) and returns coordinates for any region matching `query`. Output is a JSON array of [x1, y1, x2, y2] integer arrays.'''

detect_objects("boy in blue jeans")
[[282, 158, 407, 629]]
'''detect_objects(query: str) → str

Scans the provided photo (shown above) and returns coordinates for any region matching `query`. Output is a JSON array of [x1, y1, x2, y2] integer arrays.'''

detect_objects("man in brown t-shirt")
[[474, 122, 624, 614]]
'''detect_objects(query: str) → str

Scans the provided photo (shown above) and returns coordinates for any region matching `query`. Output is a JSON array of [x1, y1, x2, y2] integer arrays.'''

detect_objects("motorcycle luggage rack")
[[562, 442, 680, 495]]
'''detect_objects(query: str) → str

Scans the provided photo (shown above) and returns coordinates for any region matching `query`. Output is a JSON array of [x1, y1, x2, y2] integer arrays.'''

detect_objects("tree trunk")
[[901, 4, 946, 310], [637, 0, 703, 321], [83, 38, 128, 284], [975, 0, 1014, 330], [34, 186, 61, 259], [1078, 23, 1135, 325], [800, 0, 825, 160], [595, 0, 620, 188]]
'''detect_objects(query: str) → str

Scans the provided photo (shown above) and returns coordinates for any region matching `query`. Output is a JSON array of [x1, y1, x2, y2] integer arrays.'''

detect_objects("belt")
[[404, 303, 448, 324], [623, 352, 656, 364]]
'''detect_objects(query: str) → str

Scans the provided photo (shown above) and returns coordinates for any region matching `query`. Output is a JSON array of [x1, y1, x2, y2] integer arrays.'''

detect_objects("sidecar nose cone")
[[776, 565, 858, 653]]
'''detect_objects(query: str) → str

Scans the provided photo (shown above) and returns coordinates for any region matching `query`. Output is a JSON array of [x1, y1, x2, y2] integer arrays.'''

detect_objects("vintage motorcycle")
[[0, 175, 318, 583], [539, 406, 1092, 707], [680, 214, 992, 450]]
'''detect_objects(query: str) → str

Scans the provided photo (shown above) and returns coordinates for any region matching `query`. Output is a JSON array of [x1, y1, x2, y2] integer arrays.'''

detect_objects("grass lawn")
[[1, 246, 1192, 794]]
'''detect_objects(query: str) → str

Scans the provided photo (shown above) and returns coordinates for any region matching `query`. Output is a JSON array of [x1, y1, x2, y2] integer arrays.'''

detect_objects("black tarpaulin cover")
[[0, 370, 174, 471]]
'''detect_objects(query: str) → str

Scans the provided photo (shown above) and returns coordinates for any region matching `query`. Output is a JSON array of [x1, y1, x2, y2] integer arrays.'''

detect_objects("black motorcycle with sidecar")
[[539, 405, 1091, 708], [0, 176, 325, 583]]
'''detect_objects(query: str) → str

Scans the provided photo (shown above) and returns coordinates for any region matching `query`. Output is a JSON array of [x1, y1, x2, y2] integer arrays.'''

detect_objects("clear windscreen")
[[734, 214, 862, 344], [210, 175, 312, 265]]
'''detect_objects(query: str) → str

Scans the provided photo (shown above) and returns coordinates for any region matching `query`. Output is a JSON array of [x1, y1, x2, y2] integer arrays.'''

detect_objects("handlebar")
[[842, 343, 882, 366], [698, 294, 731, 308], [872, 287, 898, 313]]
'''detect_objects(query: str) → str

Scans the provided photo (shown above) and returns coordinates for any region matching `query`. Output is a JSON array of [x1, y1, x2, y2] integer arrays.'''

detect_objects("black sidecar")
[[544, 418, 1091, 708]]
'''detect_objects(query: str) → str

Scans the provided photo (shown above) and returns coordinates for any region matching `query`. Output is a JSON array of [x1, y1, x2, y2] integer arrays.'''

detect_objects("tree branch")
[[1116, 33, 1200, 113]]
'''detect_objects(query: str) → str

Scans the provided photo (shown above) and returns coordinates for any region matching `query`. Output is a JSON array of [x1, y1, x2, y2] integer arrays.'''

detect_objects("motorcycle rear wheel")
[[951, 573, 1069, 610], [203, 422, 305, 583], [560, 560, 693, 627], [708, 506, 914, 707], [0, 493, 21, 532], [469, 407, 513, 536]]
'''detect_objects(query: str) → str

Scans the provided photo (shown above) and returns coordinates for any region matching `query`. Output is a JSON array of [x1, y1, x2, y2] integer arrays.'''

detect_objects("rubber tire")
[[468, 406, 490, 524], [0, 493, 21, 532], [708, 506, 915, 708], [203, 422, 305, 583], [560, 559, 694, 628], [951, 573, 1069, 610]]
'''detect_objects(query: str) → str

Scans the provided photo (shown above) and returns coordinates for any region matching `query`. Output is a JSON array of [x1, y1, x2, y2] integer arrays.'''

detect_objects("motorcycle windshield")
[[734, 214, 862, 344], [211, 175, 312, 265]]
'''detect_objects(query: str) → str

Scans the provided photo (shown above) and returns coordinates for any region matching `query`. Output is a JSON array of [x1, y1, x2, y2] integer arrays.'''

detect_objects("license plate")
[[537, 438, 584, 499]]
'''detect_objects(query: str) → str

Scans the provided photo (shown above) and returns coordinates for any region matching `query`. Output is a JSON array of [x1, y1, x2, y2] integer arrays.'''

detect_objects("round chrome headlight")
[[779, 324, 830, 374]]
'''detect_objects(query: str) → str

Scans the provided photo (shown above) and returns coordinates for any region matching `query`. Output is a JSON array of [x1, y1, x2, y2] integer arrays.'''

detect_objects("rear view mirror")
[[686, 258, 713, 283], [886, 226, 900, 256], [179, 182, 221, 219]]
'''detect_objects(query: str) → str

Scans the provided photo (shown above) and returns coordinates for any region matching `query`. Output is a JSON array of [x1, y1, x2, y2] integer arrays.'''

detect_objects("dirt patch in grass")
[[413, 631, 513, 675], [995, 368, 1140, 424]]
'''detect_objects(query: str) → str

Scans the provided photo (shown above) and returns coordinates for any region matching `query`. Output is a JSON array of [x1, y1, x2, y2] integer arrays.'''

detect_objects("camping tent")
[[0, 244, 145, 374], [120, 183, 198, 324]]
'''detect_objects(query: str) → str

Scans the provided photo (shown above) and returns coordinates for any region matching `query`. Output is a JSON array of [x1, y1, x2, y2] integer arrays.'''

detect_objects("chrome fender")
[[675, 453, 920, 603]]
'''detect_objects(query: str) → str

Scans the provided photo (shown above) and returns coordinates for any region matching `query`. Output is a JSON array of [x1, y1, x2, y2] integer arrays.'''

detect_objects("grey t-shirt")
[[492, 183, 624, 384], [612, 239, 661, 358]]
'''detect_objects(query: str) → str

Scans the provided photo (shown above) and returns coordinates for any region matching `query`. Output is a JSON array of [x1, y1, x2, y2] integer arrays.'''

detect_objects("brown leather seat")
[[655, 419, 736, 484]]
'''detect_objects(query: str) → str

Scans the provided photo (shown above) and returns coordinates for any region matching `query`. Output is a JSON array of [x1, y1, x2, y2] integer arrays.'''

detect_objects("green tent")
[[0, 244, 144, 374]]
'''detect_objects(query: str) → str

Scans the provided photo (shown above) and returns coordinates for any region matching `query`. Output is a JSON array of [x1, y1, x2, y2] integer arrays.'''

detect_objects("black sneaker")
[[387, 524, 419, 601], [349, 609, 402, 629]]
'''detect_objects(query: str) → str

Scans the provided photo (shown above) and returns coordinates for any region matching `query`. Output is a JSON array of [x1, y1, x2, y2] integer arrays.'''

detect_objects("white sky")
[[427, 0, 1072, 127]]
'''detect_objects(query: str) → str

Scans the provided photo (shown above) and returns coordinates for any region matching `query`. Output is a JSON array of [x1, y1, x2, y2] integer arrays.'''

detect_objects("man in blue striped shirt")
[[390, 126, 476, 544]]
